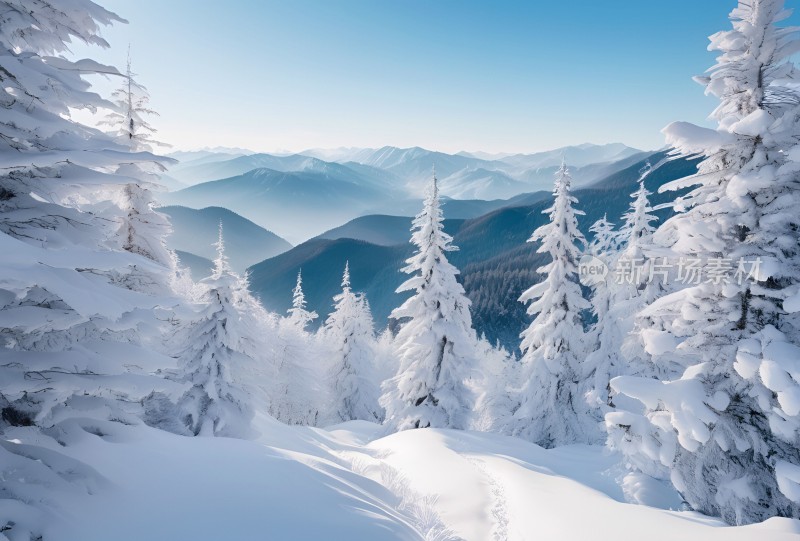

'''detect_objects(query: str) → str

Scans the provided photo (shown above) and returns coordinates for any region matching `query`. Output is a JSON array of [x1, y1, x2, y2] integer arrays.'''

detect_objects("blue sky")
[[71, 1, 800, 154]]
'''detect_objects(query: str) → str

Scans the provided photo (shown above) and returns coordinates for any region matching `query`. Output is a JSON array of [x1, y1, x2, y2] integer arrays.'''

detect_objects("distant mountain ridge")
[[164, 143, 644, 196], [162, 167, 398, 244], [163, 143, 647, 243]]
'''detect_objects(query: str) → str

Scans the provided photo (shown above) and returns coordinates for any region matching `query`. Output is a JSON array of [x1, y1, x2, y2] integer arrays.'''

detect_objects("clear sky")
[[69, 0, 800, 154]]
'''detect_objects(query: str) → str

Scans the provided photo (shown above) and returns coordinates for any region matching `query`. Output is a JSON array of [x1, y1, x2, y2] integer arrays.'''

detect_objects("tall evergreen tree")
[[101, 48, 175, 279], [0, 0, 179, 426], [326, 263, 381, 422], [287, 269, 318, 330], [620, 180, 658, 255], [584, 215, 620, 412], [0, 3, 176, 538], [173, 224, 255, 437], [616, 177, 671, 379], [509, 162, 597, 447], [269, 268, 325, 427], [616, 176, 662, 312], [102, 47, 163, 151], [381, 170, 478, 431], [269, 317, 326, 426], [587, 178, 662, 412], [609, 0, 800, 524]]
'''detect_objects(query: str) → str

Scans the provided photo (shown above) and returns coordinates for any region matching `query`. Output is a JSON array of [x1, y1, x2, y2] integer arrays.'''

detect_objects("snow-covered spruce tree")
[[287, 269, 318, 330], [508, 162, 598, 447], [325, 262, 382, 423], [269, 315, 326, 426], [609, 0, 800, 524], [0, 2, 180, 538], [586, 214, 620, 333], [100, 48, 176, 292], [588, 214, 619, 257], [585, 214, 620, 360], [470, 333, 517, 432], [584, 215, 621, 412], [616, 175, 674, 379], [102, 47, 164, 152], [0, 0, 185, 427], [620, 180, 658, 262], [586, 177, 662, 412], [617, 176, 661, 306], [264, 271, 328, 426], [381, 170, 478, 431], [172, 224, 255, 437]]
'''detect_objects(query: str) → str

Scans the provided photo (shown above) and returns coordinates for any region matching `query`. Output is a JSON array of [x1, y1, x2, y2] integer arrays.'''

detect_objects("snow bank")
[[46, 416, 420, 541], [23, 418, 800, 541]]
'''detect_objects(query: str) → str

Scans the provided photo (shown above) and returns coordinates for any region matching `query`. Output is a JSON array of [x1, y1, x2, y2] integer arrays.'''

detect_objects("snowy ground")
[[23, 415, 800, 541]]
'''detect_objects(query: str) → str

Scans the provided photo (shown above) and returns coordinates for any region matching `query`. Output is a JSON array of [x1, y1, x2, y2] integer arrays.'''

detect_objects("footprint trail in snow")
[[467, 457, 510, 541]]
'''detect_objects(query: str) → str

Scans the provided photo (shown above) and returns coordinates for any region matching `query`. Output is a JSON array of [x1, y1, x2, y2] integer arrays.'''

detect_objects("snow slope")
[[29, 417, 800, 541], [42, 416, 419, 541], [370, 429, 800, 541]]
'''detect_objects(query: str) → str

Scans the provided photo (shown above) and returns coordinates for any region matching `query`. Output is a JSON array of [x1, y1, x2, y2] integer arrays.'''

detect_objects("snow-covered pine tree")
[[586, 177, 662, 412], [619, 179, 658, 267], [586, 214, 620, 363], [115, 179, 173, 268], [0, 0, 186, 426], [508, 162, 597, 447], [101, 48, 176, 288], [287, 269, 318, 330], [102, 47, 163, 151], [0, 3, 181, 538], [616, 175, 673, 379], [172, 224, 255, 437], [325, 262, 381, 423], [609, 0, 800, 524], [470, 333, 517, 432], [268, 268, 325, 426], [381, 169, 478, 431], [584, 215, 620, 412], [269, 315, 326, 426], [586, 213, 620, 345], [588, 214, 619, 257]]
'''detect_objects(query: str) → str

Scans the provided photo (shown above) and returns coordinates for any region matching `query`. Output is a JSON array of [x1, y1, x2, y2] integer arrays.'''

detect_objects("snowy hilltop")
[[1, 0, 800, 540]]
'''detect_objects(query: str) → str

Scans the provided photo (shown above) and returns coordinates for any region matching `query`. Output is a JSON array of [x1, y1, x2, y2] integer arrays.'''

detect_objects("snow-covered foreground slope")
[[32, 416, 800, 541]]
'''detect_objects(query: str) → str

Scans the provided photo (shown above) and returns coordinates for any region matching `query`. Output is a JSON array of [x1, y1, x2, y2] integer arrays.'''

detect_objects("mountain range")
[[162, 168, 396, 244], [162, 143, 647, 243]]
